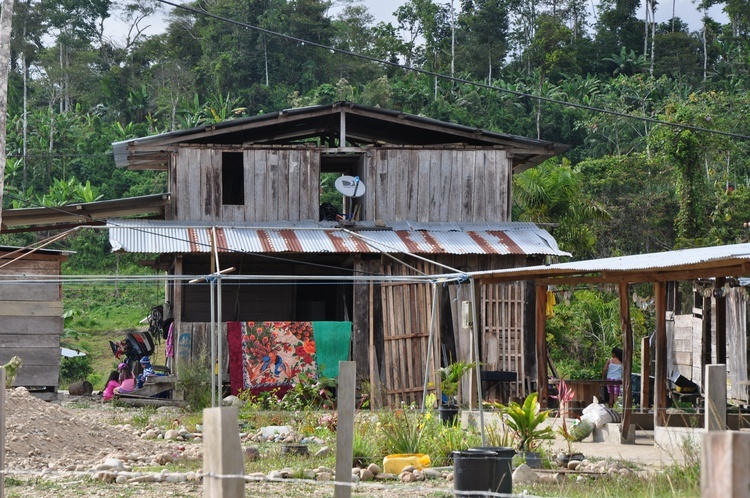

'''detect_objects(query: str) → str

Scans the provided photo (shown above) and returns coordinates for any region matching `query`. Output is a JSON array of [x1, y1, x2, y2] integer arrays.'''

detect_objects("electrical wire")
[[156, 0, 750, 141]]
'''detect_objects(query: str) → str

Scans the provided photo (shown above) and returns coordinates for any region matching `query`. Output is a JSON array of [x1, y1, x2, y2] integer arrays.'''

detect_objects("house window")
[[222, 152, 244, 205]]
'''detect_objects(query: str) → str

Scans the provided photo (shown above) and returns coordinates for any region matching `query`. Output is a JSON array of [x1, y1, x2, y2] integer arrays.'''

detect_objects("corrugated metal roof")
[[107, 219, 570, 257], [469, 243, 750, 282]]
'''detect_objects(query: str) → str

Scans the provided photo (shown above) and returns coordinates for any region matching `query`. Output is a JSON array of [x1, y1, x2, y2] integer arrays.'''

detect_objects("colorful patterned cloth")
[[242, 321, 318, 395]]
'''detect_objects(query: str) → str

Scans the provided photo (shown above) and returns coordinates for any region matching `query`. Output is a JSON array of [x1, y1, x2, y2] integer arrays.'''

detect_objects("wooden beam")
[[654, 281, 667, 427], [536, 284, 548, 408], [641, 337, 650, 412], [619, 282, 634, 442], [715, 277, 727, 364], [702, 293, 712, 381]]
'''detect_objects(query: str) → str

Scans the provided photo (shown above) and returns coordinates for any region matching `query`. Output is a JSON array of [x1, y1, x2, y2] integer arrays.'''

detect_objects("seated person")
[[101, 370, 120, 402], [114, 363, 135, 395], [136, 356, 156, 389]]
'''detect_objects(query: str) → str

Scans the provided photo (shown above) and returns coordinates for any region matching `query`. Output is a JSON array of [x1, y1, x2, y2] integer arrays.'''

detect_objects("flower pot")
[[520, 451, 542, 468], [438, 404, 459, 425]]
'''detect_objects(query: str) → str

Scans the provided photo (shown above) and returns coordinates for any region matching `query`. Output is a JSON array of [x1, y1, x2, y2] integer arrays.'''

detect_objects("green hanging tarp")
[[312, 321, 351, 379]]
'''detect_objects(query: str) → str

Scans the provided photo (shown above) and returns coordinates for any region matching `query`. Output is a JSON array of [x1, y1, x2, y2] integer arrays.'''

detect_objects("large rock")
[[512, 464, 539, 484], [68, 381, 93, 396]]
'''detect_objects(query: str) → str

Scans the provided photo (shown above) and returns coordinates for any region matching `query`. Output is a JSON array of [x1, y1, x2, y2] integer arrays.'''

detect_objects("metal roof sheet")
[[469, 243, 750, 282], [107, 219, 570, 257]]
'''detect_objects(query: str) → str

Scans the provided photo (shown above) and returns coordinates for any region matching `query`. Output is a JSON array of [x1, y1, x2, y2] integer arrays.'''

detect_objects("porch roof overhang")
[[106, 219, 571, 258], [469, 243, 750, 285], [1, 193, 170, 233]]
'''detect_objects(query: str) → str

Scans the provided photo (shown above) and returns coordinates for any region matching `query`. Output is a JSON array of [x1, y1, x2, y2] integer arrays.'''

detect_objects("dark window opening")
[[222, 152, 244, 205], [320, 153, 364, 221]]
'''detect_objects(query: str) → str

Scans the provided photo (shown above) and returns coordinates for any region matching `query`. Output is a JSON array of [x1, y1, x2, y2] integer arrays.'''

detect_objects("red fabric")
[[227, 321, 243, 395]]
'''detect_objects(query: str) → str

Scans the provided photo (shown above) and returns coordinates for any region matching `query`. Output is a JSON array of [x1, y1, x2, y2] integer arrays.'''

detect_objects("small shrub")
[[60, 355, 93, 385], [377, 404, 428, 454], [178, 359, 211, 411]]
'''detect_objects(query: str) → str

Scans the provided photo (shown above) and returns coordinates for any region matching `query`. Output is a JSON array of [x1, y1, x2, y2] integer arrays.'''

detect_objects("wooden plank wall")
[[365, 148, 510, 222], [380, 260, 440, 408], [173, 147, 318, 222], [481, 282, 525, 400], [0, 255, 63, 388]]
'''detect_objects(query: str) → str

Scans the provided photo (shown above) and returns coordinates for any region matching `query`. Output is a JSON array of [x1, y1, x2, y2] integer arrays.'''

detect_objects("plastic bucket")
[[452, 450, 510, 497], [468, 447, 515, 494]]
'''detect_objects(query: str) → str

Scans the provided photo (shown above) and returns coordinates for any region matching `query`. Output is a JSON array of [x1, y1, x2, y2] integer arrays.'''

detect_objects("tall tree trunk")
[[0, 0, 15, 228], [649, 1, 656, 76], [22, 2, 28, 190], [702, 9, 707, 82], [450, 0, 455, 81]]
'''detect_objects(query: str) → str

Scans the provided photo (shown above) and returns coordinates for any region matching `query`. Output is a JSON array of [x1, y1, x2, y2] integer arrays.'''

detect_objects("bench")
[[481, 370, 517, 403], [115, 375, 185, 407]]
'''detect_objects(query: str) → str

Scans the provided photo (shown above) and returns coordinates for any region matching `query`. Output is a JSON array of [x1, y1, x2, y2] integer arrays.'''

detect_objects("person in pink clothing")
[[102, 370, 120, 401], [114, 363, 135, 394]]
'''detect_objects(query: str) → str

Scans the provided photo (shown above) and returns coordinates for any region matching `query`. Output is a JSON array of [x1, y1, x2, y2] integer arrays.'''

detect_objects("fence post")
[[203, 406, 244, 498], [334, 361, 355, 498], [702, 431, 750, 497], [0, 367, 5, 498], [705, 364, 726, 431]]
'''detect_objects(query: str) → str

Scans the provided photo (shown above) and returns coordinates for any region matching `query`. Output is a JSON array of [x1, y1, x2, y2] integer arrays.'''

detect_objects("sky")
[[118, 0, 729, 46]]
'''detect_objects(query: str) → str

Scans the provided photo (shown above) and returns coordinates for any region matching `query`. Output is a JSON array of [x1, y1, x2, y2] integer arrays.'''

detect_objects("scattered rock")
[[164, 429, 180, 440], [359, 469, 374, 481], [423, 468, 442, 479], [367, 463, 381, 475], [315, 446, 330, 458], [512, 464, 539, 484], [68, 381, 94, 396]]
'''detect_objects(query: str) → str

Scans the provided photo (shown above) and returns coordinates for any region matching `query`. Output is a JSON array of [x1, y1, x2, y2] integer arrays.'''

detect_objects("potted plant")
[[551, 379, 584, 467], [501, 392, 554, 467], [437, 361, 475, 424]]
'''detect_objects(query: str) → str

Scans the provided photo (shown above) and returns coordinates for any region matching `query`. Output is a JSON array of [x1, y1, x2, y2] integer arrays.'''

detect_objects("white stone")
[[164, 429, 180, 440], [315, 446, 330, 457], [512, 464, 539, 484]]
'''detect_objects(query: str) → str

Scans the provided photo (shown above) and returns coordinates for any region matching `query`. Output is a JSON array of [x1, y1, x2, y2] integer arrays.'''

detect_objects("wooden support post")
[[618, 283, 634, 443], [705, 364, 727, 431], [654, 281, 667, 427], [640, 337, 650, 412], [202, 406, 244, 498], [1, 368, 5, 498], [334, 361, 356, 498], [701, 293, 712, 383], [715, 277, 727, 365], [702, 432, 750, 498], [535, 285, 548, 408]]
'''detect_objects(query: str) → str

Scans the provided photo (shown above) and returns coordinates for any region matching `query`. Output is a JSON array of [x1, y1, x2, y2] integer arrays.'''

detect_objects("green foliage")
[[501, 393, 555, 451], [277, 372, 337, 411], [60, 356, 93, 385], [178, 360, 212, 412], [437, 361, 475, 405], [377, 404, 428, 454]]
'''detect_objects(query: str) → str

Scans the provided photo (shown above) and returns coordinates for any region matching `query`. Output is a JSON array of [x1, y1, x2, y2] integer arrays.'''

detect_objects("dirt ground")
[[1, 388, 686, 497]]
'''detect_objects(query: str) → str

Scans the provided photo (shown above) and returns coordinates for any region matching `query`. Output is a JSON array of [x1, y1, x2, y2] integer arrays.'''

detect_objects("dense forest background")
[[2, 0, 750, 381]]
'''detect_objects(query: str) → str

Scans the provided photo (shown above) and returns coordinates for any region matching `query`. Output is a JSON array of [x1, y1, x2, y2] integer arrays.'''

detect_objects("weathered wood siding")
[[171, 146, 511, 223], [364, 148, 511, 222], [172, 147, 318, 222], [0, 253, 63, 388]]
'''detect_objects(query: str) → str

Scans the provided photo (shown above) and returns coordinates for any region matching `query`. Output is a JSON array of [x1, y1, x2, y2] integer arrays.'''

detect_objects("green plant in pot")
[[437, 361, 475, 424], [502, 392, 554, 467]]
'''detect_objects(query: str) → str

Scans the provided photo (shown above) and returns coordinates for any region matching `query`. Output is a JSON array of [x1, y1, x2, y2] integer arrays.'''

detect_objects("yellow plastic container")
[[382, 453, 431, 474]]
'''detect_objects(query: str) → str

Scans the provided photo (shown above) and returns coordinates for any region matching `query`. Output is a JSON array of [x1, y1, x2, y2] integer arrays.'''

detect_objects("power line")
[[155, 0, 750, 142]]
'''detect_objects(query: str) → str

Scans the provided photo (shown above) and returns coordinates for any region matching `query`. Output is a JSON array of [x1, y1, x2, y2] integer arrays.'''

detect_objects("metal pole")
[[217, 275, 223, 404], [470, 277, 485, 445], [210, 277, 216, 408], [421, 283, 438, 410]]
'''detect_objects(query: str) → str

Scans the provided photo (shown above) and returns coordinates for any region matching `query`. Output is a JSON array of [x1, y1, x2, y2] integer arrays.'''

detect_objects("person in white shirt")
[[602, 347, 623, 408]]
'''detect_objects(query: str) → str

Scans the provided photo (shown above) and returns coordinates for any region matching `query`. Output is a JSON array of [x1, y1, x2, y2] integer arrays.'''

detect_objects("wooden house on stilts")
[[109, 102, 570, 406]]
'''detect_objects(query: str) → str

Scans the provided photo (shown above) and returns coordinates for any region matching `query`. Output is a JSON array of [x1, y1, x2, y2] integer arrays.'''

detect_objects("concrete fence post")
[[702, 431, 750, 497], [705, 364, 726, 431], [334, 361, 356, 498], [203, 406, 244, 498]]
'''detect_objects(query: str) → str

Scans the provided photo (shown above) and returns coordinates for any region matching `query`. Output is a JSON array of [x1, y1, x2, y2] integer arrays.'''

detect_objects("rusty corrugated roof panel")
[[107, 219, 570, 257]]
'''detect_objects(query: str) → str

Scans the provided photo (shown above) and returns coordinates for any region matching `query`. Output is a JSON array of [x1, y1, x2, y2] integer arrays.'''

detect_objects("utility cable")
[[156, 0, 750, 142]]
